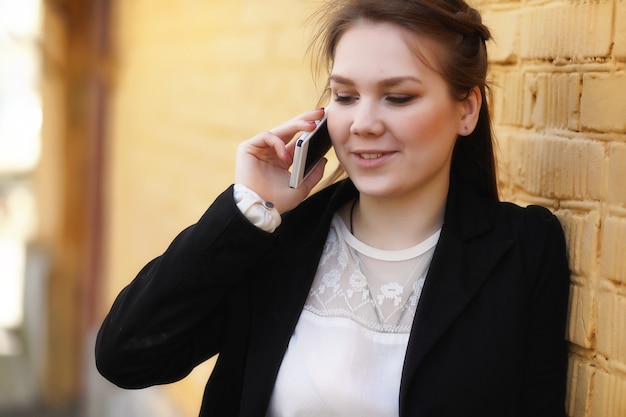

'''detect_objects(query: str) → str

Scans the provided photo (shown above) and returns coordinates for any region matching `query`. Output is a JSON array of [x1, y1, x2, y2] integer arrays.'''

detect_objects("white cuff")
[[233, 184, 282, 233]]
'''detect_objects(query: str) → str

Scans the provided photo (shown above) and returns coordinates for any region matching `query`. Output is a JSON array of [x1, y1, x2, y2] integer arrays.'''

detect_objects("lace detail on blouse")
[[304, 214, 440, 334]]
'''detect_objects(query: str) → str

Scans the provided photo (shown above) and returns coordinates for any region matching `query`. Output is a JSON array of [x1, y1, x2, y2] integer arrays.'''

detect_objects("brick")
[[559, 210, 600, 277], [522, 72, 583, 131], [601, 216, 626, 284], [566, 356, 594, 417], [520, 1, 613, 61], [608, 143, 626, 205], [543, 73, 569, 129], [484, 8, 520, 64], [568, 73, 582, 132], [566, 284, 595, 348], [524, 73, 547, 128], [512, 135, 604, 200], [581, 73, 626, 132], [491, 71, 523, 126], [597, 291, 626, 366], [590, 370, 626, 417], [616, 0, 626, 60]]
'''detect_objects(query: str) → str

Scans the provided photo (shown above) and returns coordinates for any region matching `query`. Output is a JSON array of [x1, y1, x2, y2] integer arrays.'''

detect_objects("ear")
[[457, 86, 482, 137]]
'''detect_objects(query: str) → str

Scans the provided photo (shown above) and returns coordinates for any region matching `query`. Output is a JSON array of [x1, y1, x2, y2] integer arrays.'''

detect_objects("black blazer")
[[96, 177, 570, 417]]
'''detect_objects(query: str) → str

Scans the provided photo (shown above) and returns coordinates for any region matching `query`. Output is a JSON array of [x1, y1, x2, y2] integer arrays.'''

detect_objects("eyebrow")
[[329, 74, 423, 87]]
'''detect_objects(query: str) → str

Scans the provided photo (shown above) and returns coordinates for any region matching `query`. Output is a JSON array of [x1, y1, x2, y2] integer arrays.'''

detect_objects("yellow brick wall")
[[481, 0, 626, 415], [102, 0, 626, 415]]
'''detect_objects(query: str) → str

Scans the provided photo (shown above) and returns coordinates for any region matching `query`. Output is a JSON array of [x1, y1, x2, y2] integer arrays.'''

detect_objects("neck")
[[345, 184, 448, 251]]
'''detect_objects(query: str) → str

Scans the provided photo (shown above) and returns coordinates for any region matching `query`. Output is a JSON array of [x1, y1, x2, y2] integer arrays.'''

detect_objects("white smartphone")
[[289, 110, 332, 189]]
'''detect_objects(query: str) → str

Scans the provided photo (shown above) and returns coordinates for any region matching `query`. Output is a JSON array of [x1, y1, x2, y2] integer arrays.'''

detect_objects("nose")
[[349, 101, 384, 137]]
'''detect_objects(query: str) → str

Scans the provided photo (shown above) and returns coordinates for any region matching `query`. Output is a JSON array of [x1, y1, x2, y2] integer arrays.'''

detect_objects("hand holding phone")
[[289, 110, 332, 188]]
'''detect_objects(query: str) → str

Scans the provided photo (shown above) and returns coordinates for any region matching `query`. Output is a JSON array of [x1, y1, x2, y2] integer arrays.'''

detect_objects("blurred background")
[[0, 0, 624, 416]]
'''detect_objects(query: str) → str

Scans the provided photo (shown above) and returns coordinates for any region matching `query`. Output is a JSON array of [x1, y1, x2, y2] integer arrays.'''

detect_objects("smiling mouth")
[[359, 153, 384, 160]]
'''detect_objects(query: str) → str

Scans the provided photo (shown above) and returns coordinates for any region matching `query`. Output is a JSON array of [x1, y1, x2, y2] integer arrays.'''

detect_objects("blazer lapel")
[[400, 178, 514, 409]]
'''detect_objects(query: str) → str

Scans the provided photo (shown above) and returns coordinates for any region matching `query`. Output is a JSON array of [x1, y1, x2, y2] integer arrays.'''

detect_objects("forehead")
[[331, 20, 442, 78]]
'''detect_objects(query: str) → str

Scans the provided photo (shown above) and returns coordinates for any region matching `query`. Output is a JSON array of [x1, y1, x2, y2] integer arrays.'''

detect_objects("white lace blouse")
[[266, 214, 440, 417]]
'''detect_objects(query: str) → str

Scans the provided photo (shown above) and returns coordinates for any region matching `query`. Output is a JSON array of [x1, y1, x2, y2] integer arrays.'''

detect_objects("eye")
[[333, 94, 357, 104], [386, 95, 416, 105]]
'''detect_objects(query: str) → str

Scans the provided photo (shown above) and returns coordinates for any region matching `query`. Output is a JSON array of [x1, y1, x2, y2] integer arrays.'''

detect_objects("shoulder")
[[445, 179, 565, 247], [509, 201, 567, 259], [447, 179, 568, 266], [492, 201, 565, 243], [487, 200, 569, 287], [479, 199, 566, 260]]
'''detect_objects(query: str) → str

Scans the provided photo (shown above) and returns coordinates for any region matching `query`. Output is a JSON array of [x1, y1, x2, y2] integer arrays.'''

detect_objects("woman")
[[95, 0, 570, 416]]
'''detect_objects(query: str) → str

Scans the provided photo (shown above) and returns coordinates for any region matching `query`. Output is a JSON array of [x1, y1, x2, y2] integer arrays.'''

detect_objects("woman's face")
[[327, 20, 470, 202]]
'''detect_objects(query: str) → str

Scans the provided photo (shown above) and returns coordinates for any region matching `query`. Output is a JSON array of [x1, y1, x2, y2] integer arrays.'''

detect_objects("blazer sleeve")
[[95, 185, 276, 389], [519, 206, 570, 417]]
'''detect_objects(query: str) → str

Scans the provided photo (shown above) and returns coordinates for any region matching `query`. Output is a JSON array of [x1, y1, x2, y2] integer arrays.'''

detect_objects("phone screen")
[[302, 118, 332, 178]]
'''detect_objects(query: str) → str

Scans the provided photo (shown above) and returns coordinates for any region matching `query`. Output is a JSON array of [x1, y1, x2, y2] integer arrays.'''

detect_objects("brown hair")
[[310, 0, 499, 201]]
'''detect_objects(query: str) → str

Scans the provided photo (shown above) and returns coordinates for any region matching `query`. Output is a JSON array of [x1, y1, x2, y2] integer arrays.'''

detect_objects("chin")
[[349, 176, 399, 198]]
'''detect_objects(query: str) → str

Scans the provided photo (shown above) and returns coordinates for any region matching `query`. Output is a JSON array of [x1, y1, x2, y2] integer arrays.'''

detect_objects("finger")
[[242, 131, 288, 160], [270, 108, 326, 142], [271, 120, 316, 144], [270, 135, 292, 164]]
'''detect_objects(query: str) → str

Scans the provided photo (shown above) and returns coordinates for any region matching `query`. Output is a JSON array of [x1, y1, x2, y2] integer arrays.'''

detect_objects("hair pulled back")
[[310, 0, 499, 201]]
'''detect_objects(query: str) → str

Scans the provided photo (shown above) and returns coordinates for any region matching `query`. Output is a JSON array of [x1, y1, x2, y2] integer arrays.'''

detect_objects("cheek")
[[413, 102, 461, 140], [327, 115, 347, 147], [397, 111, 459, 158]]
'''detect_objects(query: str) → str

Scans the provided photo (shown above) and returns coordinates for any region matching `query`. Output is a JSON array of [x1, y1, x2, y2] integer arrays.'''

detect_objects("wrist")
[[233, 184, 282, 233]]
